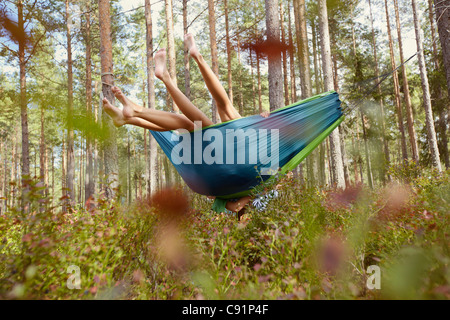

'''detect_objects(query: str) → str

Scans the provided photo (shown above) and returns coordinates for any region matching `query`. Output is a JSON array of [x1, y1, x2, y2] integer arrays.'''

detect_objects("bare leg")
[[185, 33, 241, 122], [154, 48, 213, 128], [103, 94, 194, 132]]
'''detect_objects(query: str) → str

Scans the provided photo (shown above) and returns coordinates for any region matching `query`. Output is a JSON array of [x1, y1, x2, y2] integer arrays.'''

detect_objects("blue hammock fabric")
[[150, 91, 343, 200]]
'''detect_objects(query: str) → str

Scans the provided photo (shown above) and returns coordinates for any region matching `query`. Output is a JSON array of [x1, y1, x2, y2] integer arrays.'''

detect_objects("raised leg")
[[154, 48, 213, 128], [185, 33, 241, 122], [103, 92, 194, 132]]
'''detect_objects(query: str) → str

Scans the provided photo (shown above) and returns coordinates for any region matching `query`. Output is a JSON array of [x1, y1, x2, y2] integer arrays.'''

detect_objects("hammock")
[[150, 90, 343, 206]]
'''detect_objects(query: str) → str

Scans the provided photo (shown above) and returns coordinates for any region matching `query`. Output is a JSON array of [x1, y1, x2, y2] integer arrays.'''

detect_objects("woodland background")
[[0, 0, 448, 300]]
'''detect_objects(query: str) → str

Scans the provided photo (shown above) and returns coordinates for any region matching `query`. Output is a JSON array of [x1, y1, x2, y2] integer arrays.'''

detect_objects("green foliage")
[[1, 172, 448, 300]]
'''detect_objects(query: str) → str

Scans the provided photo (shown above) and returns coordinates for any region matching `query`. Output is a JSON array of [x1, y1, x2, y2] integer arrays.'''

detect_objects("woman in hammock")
[[102, 34, 269, 217]]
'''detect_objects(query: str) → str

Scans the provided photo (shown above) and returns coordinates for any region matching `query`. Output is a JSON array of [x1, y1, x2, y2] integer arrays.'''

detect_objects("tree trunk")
[[51, 148, 54, 207], [0, 139, 4, 213], [18, 0, 30, 209], [331, 35, 350, 187], [288, 6, 297, 103], [369, 0, 390, 181], [39, 92, 45, 186], [265, 0, 284, 111], [350, 4, 373, 188], [256, 52, 263, 113], [428, 0, 449, 169], [127, 135, 131, 204], [93, 81, 100, 194], [39, 92, 46, 209], [412, 0, 442, 172], [318, 0, 345, 189], [10, 131, 17, 208], [208, 0, 220, 122], [384, 0, 408, 162], [165, 0, 179, 113], [183, 0, 191, 100], [224, 0, 233, 105], [79, 138, 83, 204], [65, 0, 75, 204], [62, 138, 66, 202], [280, 0, 290, 106], [99, 0, 119, 199], [250, 48, 257, 113], [393, 0, 419, 163], [311, 19, 326, 186], [85, 4, 94, 203], [434, 0, 450, 101], [163, 156, 172, 186], [145, 0, 158, 194], [236, 35, 244, 115], [293, 0, 312, 100]]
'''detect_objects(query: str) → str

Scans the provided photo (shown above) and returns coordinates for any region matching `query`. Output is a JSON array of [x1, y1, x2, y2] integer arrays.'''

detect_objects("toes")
[[102, 97, 110, 107], [112, 87, 125, 101]]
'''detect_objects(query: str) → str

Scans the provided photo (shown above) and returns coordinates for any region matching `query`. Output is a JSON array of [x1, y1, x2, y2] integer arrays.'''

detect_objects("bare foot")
[[111, 86, 143, 120], [102, 98, 126, 127], [184, 33, 200, 59], [154, 48, 170, 81]]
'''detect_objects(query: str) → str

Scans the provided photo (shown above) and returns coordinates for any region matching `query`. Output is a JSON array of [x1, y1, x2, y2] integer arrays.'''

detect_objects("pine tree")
[[318, 0, 345, 189], [412, 0, 442, 172]]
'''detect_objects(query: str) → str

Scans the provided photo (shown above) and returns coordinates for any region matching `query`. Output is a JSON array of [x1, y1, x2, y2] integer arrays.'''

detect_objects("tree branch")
[[0, 42, 18, 57], [24, 30, 46, 64], [187, 6, 209, 30], [23, 0, 38, 24]]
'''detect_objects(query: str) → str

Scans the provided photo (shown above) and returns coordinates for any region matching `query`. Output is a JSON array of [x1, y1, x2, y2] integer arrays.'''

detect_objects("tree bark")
[[265, 0, 284, 111], [368, 0, 390, 181], [236, 34, 244, 115], [311, 19, 326, 185], [412, 0, 442, 172], [293, 0, 312, 100], [384, 0, 408, 162], [127, 135, 131, 204], [85, 3, 94, 202], [145, 0, 158, 194], [224, 0, 233, 105], [208, 0, 221, 122], [39, 88, 46, 209], [165, 0, 179, 113], [280, 0, 290, 106], [428, 0, 449, 169], [350, 3, 373, 188], [288, 6, 297, 103], [99, 0, 119, 199], [393, 0, 419, 163], [66, 0, 75, 204], [256, 52, 263, 113], [318, 0, 345, 189], [249, 48, 257, 113], [434, 0, 450, 100], [183, 0, 191, 100], [62, 138, 66, 201], [254, 7, 263, 113], [18, 0, 30, 209]]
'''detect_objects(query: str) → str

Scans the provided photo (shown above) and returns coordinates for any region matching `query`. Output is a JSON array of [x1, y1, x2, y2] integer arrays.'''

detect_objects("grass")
[[0, 167, 448, 300]]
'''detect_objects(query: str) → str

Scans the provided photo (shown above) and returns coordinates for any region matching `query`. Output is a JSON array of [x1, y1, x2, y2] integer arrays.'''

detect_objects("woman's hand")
[[260, 111, 270, 118]]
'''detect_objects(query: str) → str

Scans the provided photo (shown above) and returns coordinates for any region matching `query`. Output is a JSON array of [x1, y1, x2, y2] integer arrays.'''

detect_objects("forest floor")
[[0, 165, 449, 300]]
